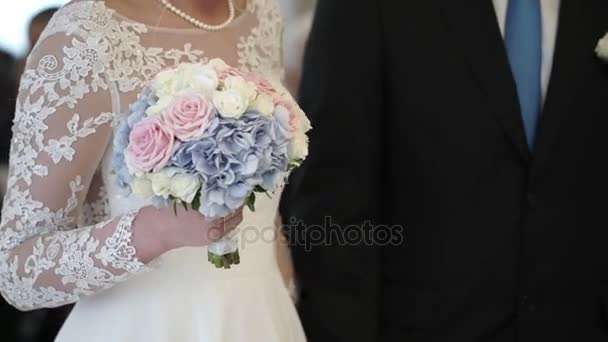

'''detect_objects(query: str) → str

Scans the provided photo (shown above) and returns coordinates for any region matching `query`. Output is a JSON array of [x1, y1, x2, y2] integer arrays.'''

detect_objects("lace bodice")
[[0, 0, 284, 310]]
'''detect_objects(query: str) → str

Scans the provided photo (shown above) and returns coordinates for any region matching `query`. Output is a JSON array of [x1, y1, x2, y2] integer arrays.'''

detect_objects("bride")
[[0, 0, 306, 341]]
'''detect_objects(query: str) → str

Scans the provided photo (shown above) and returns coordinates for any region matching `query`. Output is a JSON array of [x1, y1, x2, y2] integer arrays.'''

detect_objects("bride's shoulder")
[[31, 0, 132, 66], [42, 1, 113, 35], [52, 0, 109, 18], [37, 0, 141, 46]]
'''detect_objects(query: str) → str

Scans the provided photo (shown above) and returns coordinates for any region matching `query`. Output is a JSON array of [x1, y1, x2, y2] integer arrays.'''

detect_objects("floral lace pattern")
[[41, 0, 284, 94], [240, 0, 285, 81], [0, 0, 284, 310]]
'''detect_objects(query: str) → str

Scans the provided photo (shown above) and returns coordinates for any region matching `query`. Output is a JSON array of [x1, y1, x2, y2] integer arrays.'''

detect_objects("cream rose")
[[596, 33, 608, 61], [291, 132, 309, 161], [208, 58, 230, 73], [190, 65, 220, 93], [149, 170, 173, 199], [131, 176, 155, 198], [147, 64, 219, 115], [248, 93, 275, 117], [223, 75, 257, 103], [213, 89, 248, 119], [170, 173, 201, 203]]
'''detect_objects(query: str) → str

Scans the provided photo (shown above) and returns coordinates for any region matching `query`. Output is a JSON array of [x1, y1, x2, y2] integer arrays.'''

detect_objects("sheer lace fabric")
[[0, 0, 284, 310]]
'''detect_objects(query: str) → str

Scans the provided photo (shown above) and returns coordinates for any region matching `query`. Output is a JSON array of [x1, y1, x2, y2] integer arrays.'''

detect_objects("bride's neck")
[[170, 0, 226, 15], [105, 0, 246, 27], [161, 0, 246, 23]]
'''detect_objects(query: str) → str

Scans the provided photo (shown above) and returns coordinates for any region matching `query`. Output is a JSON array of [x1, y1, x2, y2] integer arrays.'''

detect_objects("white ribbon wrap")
[[208, 238, 239, 256]]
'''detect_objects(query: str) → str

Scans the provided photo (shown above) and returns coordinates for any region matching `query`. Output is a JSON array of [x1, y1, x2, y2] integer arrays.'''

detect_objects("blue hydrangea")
[[171, 111, 290, 218]]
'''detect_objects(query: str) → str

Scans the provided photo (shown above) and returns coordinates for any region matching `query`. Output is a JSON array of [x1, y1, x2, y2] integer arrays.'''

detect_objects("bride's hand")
[[134, 206, 244, 256]]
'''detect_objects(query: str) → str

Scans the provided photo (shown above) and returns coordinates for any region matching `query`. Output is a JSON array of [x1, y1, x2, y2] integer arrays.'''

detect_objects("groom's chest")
[[378, 1, 608, 129]]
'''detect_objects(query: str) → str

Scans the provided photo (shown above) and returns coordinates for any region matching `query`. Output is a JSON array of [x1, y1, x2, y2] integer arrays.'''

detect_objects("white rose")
[[151, 69, 179, 95], [146, 64, 219, 115], [170, 173, 201, 203], [186, 64, 219, 93], [248, 93, 275, 117], [149, 170, 174, 199], [125, 153, 145, 177], [223, 76, 257, 103], [146, 96, 173, 116], [152, 69, 176, 92], [131, 176, 155, 198], [147, 70, 180, 115], [213, 89, 248, 119], [295, 107, 312, 133], [208, 58, 229, 72], [596, 33, 608, 61], [291, 132, 309, 161]]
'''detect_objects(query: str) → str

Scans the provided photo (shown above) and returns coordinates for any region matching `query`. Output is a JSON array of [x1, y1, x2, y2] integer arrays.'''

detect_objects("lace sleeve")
[[0, 28, 147, 311]]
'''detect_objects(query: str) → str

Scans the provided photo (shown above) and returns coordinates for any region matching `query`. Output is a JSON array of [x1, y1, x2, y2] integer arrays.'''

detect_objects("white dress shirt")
[[493, 0, 561, 102]]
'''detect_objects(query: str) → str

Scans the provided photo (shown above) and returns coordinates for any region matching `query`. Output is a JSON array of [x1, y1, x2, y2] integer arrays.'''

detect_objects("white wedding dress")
[[0, 1, 306, 341]]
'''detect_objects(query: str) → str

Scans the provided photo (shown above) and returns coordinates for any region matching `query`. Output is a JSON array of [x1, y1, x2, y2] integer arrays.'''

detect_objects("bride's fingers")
[[222, 211, 244, 232], [205, 210, 243, 241], [228, 209, 244, 223]]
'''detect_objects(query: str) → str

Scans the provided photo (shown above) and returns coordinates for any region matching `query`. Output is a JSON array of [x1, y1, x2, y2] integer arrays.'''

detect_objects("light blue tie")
[[505, 0, 542, 148]]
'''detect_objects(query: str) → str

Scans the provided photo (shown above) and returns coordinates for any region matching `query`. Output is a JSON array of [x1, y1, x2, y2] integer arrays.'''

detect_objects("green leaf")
[[253, 185, 266, 193], [245, 192, 256, 212], [287, 159, 304, 171], [191, 188, 202, 211], [253, 185, 272, 199]]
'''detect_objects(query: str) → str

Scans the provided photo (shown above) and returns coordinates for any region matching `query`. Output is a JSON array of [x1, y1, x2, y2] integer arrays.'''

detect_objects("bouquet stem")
[[208, 249, 240, 269], [207, 237, 240, 269]]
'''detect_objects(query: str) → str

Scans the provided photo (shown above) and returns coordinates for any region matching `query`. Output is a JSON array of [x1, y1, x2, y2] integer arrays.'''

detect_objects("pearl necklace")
[[157, 0, 236, 31]]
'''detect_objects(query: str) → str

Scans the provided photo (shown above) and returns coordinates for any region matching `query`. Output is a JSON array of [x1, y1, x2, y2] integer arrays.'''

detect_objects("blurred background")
[[0, 0, 314, 341]]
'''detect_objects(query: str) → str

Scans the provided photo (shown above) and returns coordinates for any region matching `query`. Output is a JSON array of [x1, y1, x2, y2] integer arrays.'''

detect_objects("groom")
[[280, 0, 608, 341]]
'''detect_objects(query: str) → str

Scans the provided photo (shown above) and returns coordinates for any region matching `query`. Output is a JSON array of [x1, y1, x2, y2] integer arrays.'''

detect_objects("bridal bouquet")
[[112, 59, 311, 268]]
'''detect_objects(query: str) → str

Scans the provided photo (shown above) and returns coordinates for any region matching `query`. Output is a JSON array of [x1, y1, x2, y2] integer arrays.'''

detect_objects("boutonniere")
[[595, 33, 608, 61]]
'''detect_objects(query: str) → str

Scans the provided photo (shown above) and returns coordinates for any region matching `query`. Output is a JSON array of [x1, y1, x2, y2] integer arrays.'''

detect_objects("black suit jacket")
[[280, 1, 608, 341]]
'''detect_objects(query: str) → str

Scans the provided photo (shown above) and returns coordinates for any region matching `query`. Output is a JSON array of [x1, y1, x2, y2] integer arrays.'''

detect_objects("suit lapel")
[[440, 0, 531, 162], [532, 0, 601, 174]]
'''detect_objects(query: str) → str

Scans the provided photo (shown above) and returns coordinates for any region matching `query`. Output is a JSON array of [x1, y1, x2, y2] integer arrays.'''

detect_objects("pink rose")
[[252, 77, 276, 95], [274, 96, 300, 134], [219, 68, 276, 95], [241, 72, 276, 95], [218, 67, 247, 81], [162, 93, 216, 141], [126, 117, 178, 173]]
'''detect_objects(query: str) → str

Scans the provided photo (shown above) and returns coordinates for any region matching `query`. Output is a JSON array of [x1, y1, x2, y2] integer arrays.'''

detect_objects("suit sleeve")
[[280, 0, 385, 341]]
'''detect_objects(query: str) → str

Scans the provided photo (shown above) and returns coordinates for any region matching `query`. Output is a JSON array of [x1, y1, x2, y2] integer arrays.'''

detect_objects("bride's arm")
[[0, 27, 165, 311], [0, 28, 240, 311]]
